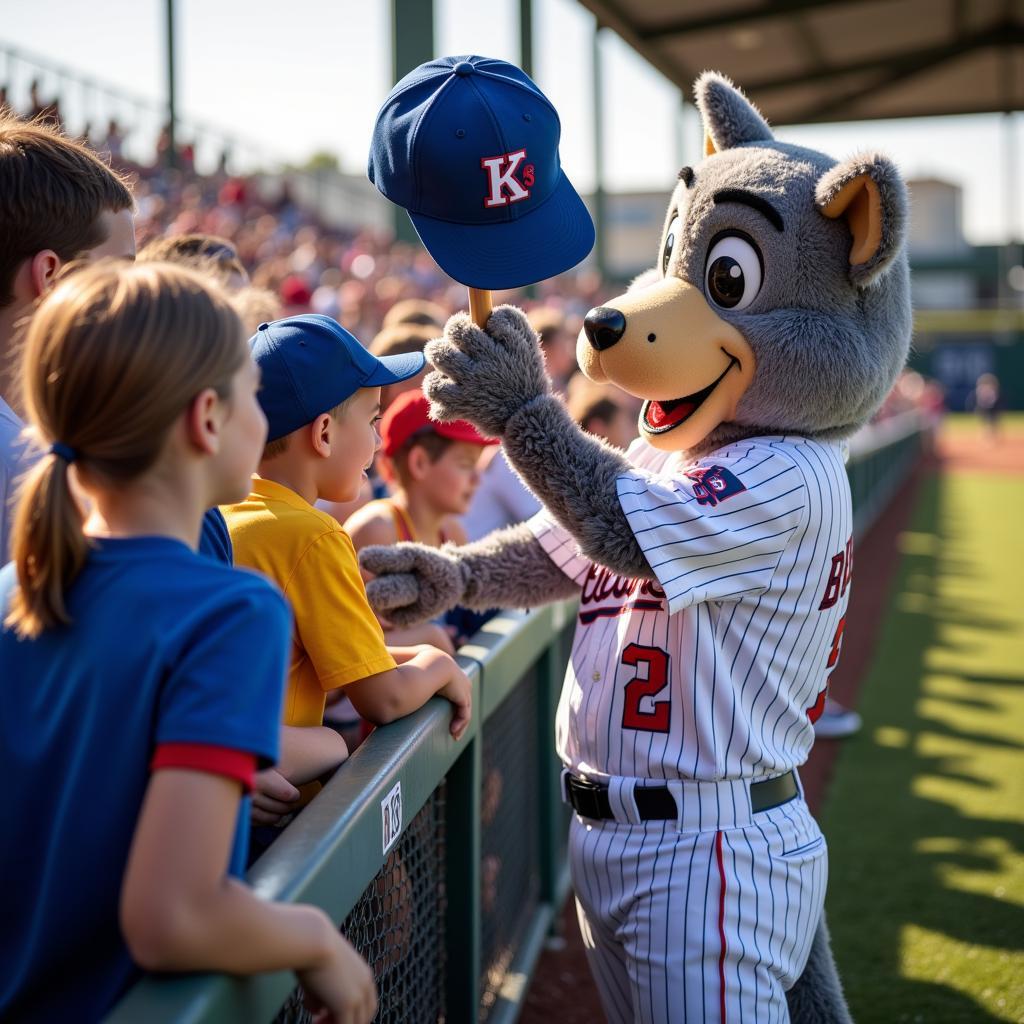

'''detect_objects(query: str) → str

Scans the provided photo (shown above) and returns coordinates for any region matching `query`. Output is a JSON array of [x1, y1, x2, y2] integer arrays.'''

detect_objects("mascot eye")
[[704, 232, 763, 310], [661, 215, 680, 275]]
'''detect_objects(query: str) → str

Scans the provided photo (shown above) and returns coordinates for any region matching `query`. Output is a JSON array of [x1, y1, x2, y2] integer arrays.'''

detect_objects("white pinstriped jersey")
[[529, 434, 853, 784]]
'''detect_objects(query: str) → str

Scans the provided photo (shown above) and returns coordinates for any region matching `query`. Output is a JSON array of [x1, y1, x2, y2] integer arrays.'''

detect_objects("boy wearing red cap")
[[346, 391, 499, 656], [346, 390, 497, 555]]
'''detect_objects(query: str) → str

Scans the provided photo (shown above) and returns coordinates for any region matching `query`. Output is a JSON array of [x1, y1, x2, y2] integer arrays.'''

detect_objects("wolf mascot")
[[363, 72, 910, 1023]]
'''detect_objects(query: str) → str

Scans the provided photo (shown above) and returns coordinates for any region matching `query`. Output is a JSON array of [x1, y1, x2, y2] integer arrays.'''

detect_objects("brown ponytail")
[[6, 261, 247, 638]]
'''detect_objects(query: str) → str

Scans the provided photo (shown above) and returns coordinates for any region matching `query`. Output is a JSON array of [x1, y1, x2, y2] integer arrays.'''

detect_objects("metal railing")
[[106, 599, 578, 1024], [105, 414, 927, 1024], [847, 409, 929, 539]]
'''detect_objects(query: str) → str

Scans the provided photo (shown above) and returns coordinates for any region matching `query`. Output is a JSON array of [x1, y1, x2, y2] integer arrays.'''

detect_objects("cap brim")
[[363, 350, 428, 387], [408, 171, 595, 290]]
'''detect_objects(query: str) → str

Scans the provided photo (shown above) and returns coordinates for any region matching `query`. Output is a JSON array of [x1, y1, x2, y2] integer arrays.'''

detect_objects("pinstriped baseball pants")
[[569, 796, 827, 1023]]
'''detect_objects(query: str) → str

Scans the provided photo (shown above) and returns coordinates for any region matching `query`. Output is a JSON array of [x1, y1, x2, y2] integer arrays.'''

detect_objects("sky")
[[1, 0, 1020, 245]]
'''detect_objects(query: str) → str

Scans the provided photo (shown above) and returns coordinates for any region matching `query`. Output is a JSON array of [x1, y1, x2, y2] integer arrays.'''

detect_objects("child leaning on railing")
[[0, 262, 376, 1024]]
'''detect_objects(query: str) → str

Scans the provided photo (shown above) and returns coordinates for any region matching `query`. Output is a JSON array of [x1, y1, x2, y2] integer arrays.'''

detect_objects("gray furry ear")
[[694, 71, 774, 155], [816, 152, 908, 287], [628, 267, 660, 292]]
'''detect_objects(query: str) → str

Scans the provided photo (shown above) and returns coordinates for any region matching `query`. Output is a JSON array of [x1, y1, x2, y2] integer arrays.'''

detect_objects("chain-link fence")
[[275, 787, 448, 1024], [479, 667, 542, 1021]]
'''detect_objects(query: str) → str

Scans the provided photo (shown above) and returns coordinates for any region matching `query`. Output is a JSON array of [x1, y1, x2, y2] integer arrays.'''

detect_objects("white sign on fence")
[[381, 781, 403, 856]]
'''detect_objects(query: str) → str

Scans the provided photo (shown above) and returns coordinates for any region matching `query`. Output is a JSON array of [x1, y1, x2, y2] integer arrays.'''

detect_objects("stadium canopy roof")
[[575, 0, 1024, 123]]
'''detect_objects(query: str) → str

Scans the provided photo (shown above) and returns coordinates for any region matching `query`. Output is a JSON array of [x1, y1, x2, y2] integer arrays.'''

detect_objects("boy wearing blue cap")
[[222, 315, 472, 825]]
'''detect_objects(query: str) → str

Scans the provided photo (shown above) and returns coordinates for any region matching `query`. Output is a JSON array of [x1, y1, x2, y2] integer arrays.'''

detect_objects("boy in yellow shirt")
[[223, 314, 472, 825]]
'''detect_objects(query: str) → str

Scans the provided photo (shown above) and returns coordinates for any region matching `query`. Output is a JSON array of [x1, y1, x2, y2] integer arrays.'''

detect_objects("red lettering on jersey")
[[819, 534, 854, 609], [579, 564, 665, 625], [818, 553, 844, 610], [806, 688, 827, 724], [621, 643, 671, 733], [826, 616, 847, 669], [806, 615, 848, 722]]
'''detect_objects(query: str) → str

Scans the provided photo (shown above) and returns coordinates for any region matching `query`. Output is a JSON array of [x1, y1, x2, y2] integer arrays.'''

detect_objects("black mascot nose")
[[583, 306, 627, 351]]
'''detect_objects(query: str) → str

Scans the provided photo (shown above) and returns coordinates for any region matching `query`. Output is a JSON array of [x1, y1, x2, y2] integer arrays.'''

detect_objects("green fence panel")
[[104, 415, 925, 1024], [106, 656, 482, 1024]]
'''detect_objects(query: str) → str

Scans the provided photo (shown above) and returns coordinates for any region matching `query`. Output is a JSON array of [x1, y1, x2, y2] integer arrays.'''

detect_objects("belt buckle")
[[569, 775, 607, 820]]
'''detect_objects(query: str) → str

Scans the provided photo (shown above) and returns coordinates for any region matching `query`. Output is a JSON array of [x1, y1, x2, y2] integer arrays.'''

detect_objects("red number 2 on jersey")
[[620, 643, 671, 733], [806, 616, 847, 723]]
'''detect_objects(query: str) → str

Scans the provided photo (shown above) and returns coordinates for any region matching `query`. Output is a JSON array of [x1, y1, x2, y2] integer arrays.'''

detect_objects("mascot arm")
[[361, 523, 582, 627], [425, 305, 655, 581], [501, 394, 655, 580]]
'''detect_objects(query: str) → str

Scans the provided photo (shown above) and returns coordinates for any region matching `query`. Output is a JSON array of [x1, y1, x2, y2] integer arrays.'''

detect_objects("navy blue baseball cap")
[[251, 314, 426, 442], [368, 55, 595, 290]]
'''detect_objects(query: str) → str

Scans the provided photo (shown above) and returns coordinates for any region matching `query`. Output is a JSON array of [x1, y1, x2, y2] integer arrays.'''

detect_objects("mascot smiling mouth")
[[575, 278, 757, 453], [643, 353, 739, 433]]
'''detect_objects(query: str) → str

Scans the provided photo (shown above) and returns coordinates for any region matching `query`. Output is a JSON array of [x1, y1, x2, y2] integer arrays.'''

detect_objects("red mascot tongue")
[[646, 399, 696, 430]]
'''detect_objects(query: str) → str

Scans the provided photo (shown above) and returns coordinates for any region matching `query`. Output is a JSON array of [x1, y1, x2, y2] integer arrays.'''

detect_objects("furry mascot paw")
[[361, 542, 467, 626], [424, 305, 551, 437]]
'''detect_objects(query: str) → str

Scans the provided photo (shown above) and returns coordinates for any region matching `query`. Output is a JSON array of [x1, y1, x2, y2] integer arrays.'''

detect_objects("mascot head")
[[578, 72, 912, 455]]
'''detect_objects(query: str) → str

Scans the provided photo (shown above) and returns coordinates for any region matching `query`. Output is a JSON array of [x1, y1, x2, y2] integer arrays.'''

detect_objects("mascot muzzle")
[[577, 277, 756, 452]]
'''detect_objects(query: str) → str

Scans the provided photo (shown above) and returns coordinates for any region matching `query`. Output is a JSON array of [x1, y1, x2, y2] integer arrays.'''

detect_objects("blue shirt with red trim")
[[0, 536, 289, 1024]]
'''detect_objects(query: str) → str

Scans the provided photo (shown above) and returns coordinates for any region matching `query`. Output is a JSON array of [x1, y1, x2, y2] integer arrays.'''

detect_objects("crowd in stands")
[[0, 101, 949, 1023]]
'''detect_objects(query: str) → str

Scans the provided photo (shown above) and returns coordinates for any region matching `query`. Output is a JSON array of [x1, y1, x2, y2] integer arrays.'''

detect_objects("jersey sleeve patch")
[[616, 445, 808, 615], [686, 465, 747, 507]]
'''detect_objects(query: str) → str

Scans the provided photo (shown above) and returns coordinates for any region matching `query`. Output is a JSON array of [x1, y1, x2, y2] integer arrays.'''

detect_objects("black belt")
[[565, 771, 798, 822]]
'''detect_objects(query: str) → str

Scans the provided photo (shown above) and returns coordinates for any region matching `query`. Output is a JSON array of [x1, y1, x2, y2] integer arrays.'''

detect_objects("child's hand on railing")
[[252, 768, 300, 827], [439, 662, 473, 741], [299, 929, 378, 1024]]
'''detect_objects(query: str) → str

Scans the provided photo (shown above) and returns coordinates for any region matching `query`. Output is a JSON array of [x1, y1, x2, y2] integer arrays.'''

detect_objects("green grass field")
[[941, 412, 1024, 435], [822, 458, 1024, 1022]]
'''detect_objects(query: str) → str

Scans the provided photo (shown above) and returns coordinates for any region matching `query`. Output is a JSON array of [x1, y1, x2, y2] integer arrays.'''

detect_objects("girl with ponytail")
[[0, 261, 377, 1024]]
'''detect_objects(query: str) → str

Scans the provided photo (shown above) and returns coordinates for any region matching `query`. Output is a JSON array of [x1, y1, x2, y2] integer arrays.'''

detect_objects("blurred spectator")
[[155, 122, 172, 167], [968, 372, 1002, 437], [462, 446, 541, 542], [100, 118, 124, 161], [567, 378, 638, 450], [528, 306, 578, 394], [28, 79, 59, 123], [369, 323, 434, 410], [382, 297, 447, 330], [231, 285, 282, 334], [138, 233, 249, 291], [280, 274, 312, 316], [346, 390, 497, 651]]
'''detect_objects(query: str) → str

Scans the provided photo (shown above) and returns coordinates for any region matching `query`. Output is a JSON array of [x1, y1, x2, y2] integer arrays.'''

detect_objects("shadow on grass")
[[821, 470, 1024, 1023]]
